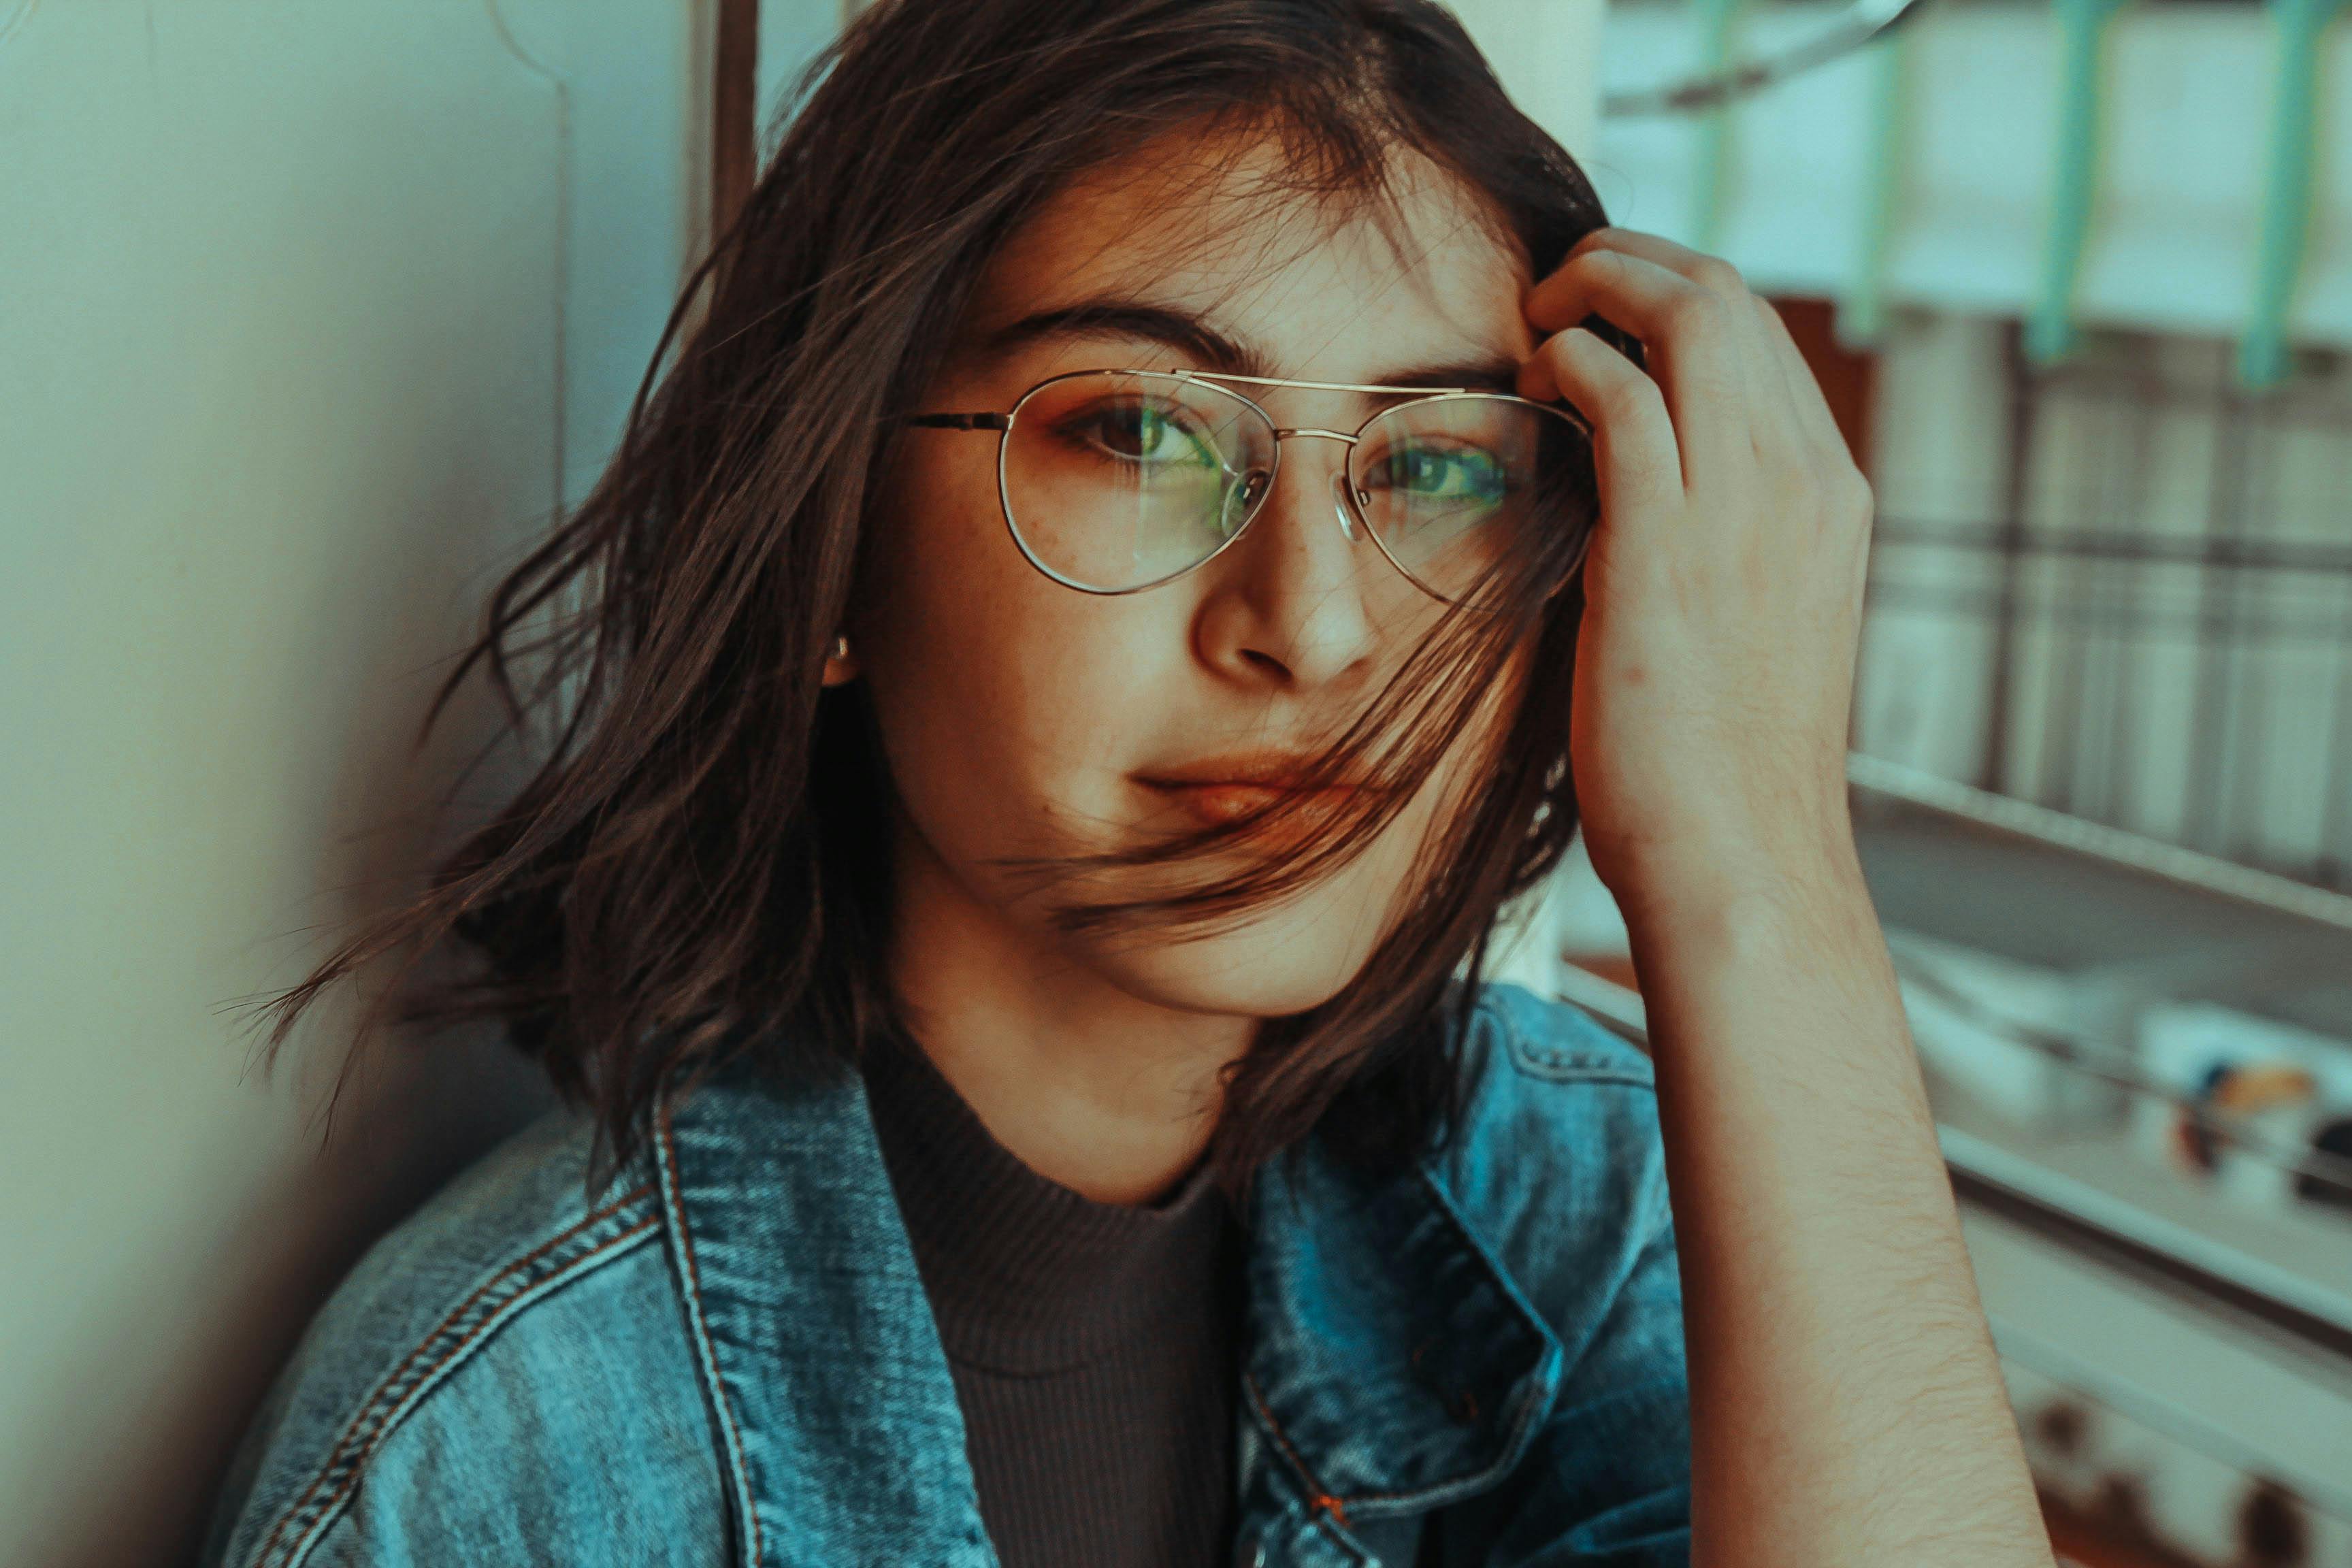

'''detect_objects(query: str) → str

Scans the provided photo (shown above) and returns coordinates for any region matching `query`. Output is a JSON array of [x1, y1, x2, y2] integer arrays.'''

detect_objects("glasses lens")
[[1348, 395, 1594, 603], [1001, 372, 1274, 593]]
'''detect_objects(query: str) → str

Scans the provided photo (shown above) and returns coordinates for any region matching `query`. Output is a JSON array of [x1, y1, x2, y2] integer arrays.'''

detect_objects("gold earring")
[[821, 634, 855, 687]]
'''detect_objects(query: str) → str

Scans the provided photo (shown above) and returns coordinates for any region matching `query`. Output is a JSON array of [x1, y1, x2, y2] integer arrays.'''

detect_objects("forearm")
[[1520, 227, 2053, 1565], [1624, 836, 2051, 1568]]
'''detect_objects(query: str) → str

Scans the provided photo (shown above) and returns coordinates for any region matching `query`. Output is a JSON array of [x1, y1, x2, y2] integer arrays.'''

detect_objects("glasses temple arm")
[[901, 412, 1013, 431]]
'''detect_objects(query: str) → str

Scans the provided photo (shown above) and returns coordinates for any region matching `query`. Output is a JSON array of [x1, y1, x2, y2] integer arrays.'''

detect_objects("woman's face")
[[859, 137, 1539, 1020]]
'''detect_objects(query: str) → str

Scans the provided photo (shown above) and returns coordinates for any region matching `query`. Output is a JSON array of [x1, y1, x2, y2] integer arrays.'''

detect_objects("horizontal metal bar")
[[1603, 0, 1932, 118], [1949, 1131, 2352, 1369], [1986, 1311, 2352, 1522], [1892, 952, 2352, 1200], [1847, 753, 2352, 933]]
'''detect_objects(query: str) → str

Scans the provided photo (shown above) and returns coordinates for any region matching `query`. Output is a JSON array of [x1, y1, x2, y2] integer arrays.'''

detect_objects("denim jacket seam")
[[653, 1096, 766, 1568], [244, 1183, 662, 1568], [1239, 1370, 1375, 1555], [1239, 1166, 1565, 1530], [1329, 1165, 1565, 1514], [1482, 989, 1658, 1091]]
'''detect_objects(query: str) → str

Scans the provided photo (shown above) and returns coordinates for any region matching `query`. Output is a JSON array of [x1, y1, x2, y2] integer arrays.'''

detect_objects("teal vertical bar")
[[2027, 0, 2130, 365], [2238, 0, 2349, 389], [1688, 0, 1746, 251], [1838, 33, 1910, 349]]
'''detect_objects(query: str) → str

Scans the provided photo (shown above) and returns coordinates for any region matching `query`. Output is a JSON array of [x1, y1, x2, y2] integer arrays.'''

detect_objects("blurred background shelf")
[[1571, 5, 2352, 1556], [1936, 1102, 2352, 1366], [1529, 762, 2352, 1565], [1852, 758, 2352, 1043]]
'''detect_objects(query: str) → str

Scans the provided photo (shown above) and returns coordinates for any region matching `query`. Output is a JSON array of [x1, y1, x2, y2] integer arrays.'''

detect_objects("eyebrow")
[[979, 299, 1522, 396], [983, 303, 1268, 376]]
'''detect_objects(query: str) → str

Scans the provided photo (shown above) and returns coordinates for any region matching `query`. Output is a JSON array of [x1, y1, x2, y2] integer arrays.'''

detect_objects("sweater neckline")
[[856, 1028, 1239, 1375]]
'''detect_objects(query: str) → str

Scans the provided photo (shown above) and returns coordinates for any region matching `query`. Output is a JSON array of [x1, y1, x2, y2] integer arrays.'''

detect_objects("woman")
[[204, 1, 2052, 1565]]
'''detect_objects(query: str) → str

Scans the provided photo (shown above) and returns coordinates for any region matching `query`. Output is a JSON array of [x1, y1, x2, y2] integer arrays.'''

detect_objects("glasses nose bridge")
[[1245, 424, 1365, 544], [1232, 423, 1364, 545]]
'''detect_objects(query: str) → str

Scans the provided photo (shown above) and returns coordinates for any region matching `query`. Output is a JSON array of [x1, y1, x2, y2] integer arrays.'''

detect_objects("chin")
[[1077, 900, 1390, 1021]]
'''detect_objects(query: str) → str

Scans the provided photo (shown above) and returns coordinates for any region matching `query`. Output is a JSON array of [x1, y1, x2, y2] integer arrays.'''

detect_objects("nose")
[[1190, 434, 1379, 693]]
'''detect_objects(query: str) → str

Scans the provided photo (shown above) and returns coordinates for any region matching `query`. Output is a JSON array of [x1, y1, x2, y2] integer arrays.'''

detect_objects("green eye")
[[1068, 399, 1220, 471], [1372, 442, 1509, 504]]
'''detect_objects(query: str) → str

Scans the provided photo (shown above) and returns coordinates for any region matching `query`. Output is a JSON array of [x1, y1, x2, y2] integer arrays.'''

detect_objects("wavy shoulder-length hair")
[[266, 0, 1627, 1192]]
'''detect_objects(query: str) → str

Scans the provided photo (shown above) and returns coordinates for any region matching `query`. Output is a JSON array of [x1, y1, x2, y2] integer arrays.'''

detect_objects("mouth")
[[1132, 755, 1372, 838]]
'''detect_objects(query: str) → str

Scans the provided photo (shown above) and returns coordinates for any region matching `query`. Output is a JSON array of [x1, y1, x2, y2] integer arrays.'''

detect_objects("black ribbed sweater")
[[858, 1031, 1244, 1568]]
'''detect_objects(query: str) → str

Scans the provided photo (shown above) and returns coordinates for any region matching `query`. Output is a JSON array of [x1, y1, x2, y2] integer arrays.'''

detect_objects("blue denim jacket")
[[203, 983, 1690, 1567]]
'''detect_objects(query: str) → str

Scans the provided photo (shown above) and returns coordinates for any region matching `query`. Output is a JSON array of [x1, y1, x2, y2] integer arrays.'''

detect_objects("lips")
[[1151, 781, 1356, 826], [1132, 755, 1370, 837]]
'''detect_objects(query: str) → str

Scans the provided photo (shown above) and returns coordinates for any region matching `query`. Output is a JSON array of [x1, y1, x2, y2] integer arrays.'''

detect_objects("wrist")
[[1618, 861, 1876, 989], [1597, 811, 1867, 934], [1612, 827, 1914, 1081]]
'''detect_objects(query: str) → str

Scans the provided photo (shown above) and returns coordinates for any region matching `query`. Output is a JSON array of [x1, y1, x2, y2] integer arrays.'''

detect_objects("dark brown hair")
[[265, 0, 1625, 1191]]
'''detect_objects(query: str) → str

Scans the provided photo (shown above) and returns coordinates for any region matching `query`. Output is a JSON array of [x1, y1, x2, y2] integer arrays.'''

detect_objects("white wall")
[[0, 3, 711, 1561], [758, 0, 847, 144], [0, 1, 1603, 1558]]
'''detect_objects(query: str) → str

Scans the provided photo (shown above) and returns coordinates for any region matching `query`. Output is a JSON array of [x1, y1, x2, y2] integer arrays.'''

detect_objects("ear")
[[820, 632, 861, 687]]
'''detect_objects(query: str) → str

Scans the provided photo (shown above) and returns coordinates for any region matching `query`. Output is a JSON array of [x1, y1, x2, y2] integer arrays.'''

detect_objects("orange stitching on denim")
[[1249, 1371, 1449, 1517], [250, 1188, 656, 1568], [655, 1100, 765, 1568], [1242, 1145, 1572, 1544], [1244, 1370, 1376, 1532]]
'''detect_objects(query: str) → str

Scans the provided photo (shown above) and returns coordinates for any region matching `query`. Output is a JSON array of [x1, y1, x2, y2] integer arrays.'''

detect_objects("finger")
[[1539, 235, 1810, 466], [1526, 239, 1745, 342], [1748, 294, 1858, 472], [1743, 298, 1877, 542], [1521, 326, 1685, 511], [1728, 295, 1815, 468], [1522, 246, 1749, 476], [1536, 227, 1751, 315]]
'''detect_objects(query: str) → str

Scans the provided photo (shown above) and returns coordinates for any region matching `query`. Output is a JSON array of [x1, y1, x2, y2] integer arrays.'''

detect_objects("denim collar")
[[652, 1047, 1563, 1565], [1241, 1126, 1567, 1528]]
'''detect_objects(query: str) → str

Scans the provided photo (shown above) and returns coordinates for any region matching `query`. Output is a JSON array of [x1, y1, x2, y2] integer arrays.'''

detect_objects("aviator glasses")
[[904, 368, 1595, 602]]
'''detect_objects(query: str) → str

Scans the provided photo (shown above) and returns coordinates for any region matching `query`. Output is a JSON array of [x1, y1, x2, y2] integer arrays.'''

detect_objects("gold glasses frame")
[[902, 368, 1594, 600]]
